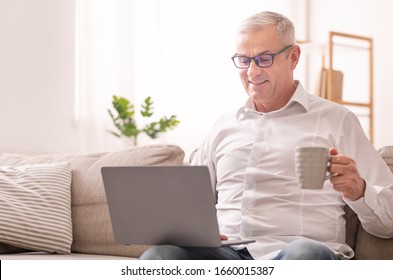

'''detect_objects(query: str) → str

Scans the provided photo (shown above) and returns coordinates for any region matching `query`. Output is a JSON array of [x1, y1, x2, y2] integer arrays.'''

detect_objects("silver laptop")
[[101, 165, 254, 247]]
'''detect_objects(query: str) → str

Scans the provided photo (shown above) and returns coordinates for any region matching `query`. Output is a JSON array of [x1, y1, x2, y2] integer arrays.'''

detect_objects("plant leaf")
[[140, 96, 154, 117]]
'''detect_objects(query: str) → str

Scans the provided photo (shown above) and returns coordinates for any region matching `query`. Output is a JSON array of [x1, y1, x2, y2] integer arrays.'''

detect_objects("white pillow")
[[0, 162, 72, 254]]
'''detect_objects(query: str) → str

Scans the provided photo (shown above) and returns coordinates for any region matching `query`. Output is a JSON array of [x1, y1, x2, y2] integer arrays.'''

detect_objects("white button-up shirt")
[[191, 82, 393, 260]]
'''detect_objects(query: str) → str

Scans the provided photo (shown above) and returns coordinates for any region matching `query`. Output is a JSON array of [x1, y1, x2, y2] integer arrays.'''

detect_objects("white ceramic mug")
[[295, 146, 333, 190]]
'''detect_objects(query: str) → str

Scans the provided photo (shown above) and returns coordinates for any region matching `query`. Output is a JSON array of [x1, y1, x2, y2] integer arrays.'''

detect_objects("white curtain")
[[75, 0, 164, 152], [76, 0, 122, 152], [75, 0, 305, 155]]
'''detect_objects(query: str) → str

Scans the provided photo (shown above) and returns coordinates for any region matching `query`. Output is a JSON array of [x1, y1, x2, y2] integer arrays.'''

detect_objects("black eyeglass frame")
[[231, 44, 294, 69]]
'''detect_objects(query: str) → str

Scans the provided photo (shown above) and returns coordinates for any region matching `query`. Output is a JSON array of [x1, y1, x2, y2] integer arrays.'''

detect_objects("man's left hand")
[[328, 148, 366, 201]]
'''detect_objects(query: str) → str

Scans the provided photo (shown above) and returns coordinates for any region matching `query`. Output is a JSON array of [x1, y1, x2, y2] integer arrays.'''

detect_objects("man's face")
[[235, 26, 300, 112]]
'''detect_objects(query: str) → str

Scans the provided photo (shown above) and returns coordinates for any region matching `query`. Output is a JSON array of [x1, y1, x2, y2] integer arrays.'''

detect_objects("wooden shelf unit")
[[327, 31, 374, 143]]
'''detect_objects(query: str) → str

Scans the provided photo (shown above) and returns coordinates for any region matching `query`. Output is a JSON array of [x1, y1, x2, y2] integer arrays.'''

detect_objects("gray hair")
[[237, 11, 295, 45]]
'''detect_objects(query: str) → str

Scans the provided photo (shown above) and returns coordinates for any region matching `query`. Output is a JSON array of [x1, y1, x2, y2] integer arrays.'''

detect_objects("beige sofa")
[[0, 144, 392, 260]]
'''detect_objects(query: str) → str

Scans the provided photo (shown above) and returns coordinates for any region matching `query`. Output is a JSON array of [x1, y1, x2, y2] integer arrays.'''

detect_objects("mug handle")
[[325, 155, 335, 180]]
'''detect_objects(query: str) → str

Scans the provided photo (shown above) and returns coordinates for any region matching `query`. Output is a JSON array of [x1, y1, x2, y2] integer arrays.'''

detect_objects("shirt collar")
[[236, 81, 309, 120]]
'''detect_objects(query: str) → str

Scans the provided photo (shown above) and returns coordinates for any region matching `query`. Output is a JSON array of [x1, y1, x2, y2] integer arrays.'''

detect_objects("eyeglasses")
[[231, 44, 294, 69]]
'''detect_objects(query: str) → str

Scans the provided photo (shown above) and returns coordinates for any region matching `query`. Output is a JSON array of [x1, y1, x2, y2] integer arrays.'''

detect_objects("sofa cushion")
[[0, 144, 185, 258], [378, 146, 393, 173], [352, 146, 393, 259], [0, 243, 30, 254], [355, 225, 393, 259], [343, 205, 359, 252], [0, 162, 72, 254]]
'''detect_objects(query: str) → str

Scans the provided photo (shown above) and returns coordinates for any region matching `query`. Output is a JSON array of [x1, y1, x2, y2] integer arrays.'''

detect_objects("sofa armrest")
[[351, 146, 393, 259]]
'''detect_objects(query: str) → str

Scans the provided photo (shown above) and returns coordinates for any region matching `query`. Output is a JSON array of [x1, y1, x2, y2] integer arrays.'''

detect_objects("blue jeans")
[[139, 239, 339, 260], [272, 239, 339, 260]]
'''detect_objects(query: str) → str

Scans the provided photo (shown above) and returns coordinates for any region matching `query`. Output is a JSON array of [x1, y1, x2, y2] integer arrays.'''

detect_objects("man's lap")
[[139, 239, 339, 260], [139, 245, 253, 260]]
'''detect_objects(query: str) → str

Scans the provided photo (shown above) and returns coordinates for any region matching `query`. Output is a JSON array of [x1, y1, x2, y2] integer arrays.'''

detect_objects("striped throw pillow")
[[0, 162, 72, 254]]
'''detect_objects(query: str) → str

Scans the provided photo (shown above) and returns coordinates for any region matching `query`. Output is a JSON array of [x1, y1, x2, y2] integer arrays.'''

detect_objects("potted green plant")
[[107, 95, 180, 146]]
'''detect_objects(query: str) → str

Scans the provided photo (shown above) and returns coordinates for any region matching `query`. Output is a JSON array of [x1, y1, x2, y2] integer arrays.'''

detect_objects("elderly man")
[[140, 11, 393, 260]]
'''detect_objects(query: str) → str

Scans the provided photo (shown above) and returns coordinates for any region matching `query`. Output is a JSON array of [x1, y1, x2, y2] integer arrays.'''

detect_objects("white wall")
[[1, 0, 393, 156], [158, 0, 302, 157], [0, 0, 78, 154], [308, 0, 393, 149]]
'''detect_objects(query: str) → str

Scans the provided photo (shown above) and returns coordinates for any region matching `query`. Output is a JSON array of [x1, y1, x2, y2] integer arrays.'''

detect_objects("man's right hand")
[[220, 234, 228, 240]]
